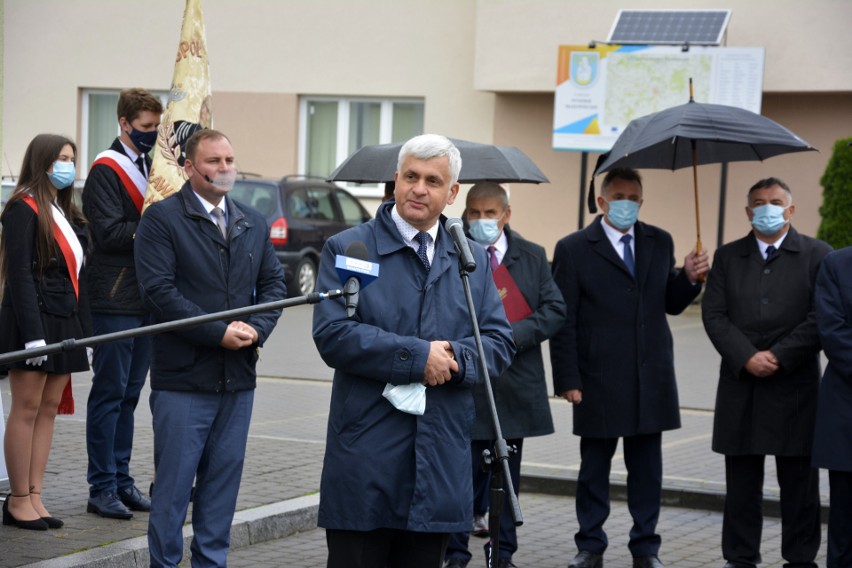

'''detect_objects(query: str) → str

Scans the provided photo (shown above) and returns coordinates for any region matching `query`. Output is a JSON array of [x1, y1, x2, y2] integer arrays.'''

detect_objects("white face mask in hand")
[[382, 383, 426, 415], [24, 339, 48, 366]]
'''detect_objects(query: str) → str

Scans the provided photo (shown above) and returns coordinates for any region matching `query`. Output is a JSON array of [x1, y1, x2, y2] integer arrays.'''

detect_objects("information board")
[[553, 45, 765, 153]]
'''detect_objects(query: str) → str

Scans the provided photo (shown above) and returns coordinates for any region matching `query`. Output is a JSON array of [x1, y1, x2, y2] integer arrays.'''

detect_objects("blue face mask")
[[129, 128, 158, 153], [605, 199, 640, 230], [468, 218, 502, 244], [47, 161, 75, 190], [751, 204, 789, 235]]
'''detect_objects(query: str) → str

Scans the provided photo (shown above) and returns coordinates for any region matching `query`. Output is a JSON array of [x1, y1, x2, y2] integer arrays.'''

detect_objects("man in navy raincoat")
[[312, 134, 515, 568]]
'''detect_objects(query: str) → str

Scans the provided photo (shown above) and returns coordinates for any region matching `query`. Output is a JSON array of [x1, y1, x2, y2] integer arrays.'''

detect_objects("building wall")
[[474, 0, 852, 93], [493, 92, 852, 259]]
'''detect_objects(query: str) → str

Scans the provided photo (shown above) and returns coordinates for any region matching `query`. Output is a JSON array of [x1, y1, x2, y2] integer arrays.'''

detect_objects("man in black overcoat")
[[444, 182, 566, 568], [702, 177, 830, 568], [550, 168, 708, 568]]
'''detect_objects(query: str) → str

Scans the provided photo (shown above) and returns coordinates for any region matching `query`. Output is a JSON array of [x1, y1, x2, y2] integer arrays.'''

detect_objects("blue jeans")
[[86, 313, 151, 496], [148, 389, 254, 568]]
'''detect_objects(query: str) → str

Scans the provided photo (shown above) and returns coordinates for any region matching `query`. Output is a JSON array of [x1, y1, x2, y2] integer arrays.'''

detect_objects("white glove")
[[24, 339, 48, 366], [86, 347, 94, 366]]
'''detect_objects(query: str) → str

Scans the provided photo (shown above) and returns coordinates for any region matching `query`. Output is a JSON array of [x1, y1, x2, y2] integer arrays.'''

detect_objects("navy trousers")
[[147, 389, 254, 568], [827, 470, 852, 568], [575, 433, 662, 557], [86, 313, 151, 495], [326, 528, 449, 568], [446, 438, 523, 563]]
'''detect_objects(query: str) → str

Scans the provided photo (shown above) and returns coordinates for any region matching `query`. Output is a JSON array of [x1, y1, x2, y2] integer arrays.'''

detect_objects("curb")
[[20, 494, 320, 568]]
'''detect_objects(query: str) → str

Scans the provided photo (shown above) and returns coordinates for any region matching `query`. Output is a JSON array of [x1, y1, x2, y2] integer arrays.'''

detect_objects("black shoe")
[[471, 513, 489, 538], [87, 491, 133, 519], [633, 556, 664, 568], [568, 551, 603, 568], [444, 559, 468, 568], [2, 496, 48, 531], [497, 559, 518, 568], [118, 485, 151, 512], [41, 516, 64, 529]]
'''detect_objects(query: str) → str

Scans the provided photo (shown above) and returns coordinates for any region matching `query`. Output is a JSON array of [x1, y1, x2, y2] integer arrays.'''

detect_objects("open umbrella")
[[591, 81, 816, 253], [327, 138, 549, 184]]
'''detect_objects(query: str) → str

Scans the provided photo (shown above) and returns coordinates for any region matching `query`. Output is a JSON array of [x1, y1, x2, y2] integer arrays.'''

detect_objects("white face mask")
[[382, 383, 426, 415], [209, 170, 237, 193]]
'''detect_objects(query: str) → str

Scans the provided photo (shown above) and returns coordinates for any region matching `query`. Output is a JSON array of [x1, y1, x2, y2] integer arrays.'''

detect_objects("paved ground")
[[0, 305, 831, 567]]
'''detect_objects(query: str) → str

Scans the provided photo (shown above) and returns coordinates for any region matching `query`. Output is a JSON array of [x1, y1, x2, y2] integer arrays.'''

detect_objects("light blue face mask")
[[751, 204, 789, 235], [47, 161, 76, 190], [468, 218, 502, 244], [605, 199, 640, 230]]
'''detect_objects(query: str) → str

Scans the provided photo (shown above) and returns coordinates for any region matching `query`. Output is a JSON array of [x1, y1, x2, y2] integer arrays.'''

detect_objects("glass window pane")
[[88, 93, 120, 164], [391, 102, 424, 143], [229, 182, 278, 218], [306, 187, 334, 220], [348, 102, 381, 154], [336, 190, 368, 226], [306, 101, 338, 177]]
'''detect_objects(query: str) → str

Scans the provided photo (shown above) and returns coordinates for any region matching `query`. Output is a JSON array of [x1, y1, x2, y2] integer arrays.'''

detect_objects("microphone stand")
[[452, 256, 523, 568], [0, 289, 342, 366]]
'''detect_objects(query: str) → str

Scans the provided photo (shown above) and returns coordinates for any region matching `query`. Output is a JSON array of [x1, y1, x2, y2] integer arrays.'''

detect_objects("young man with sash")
[[82, 88, 163, 519], [444, 182, 567, 568]]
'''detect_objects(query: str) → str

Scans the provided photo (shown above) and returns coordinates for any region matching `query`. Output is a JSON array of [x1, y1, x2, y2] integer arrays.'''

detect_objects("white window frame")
[[298, 96, 424, 198]]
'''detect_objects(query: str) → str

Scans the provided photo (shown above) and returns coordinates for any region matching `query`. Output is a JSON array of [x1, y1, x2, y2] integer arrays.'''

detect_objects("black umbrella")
[[591, 81, 816, 253], [327, 138, 549, 184]]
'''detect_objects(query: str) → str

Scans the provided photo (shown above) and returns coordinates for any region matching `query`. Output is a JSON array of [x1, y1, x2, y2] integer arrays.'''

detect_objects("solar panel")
[[607, 9, 731, 46]]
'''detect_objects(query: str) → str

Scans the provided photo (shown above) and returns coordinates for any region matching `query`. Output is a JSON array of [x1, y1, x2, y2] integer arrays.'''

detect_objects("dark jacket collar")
[[736, 226, 801, 258]]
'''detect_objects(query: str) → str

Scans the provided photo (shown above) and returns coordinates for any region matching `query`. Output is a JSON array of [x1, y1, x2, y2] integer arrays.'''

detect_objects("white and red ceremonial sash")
[[21, 194, 83, 414], [91, 149, 147, 213], [21, 195, 82, 299]]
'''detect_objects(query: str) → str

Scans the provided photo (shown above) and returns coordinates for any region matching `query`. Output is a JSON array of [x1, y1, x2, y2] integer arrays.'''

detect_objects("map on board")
[[553, 45, 765, 153]]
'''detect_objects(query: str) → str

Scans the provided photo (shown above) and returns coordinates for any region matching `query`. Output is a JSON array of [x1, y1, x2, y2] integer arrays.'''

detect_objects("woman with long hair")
[[1, 133, 91, 530]]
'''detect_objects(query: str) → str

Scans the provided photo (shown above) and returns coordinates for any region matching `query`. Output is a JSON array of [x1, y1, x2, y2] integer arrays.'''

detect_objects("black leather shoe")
[[497, 559, 518, 568], [569, 551, 603, 568], [633, 556, 664, 568], [118, 485, 151, 512], [87, 491, 133, 519], [444, 559, 468, 568]]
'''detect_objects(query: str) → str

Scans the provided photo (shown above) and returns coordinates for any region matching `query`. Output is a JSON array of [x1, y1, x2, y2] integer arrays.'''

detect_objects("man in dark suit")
[[550, 168, 708, 568], [702, 177, 829, 568], [813, 247, 852, 568], [83, 88, 163, 519], [444, 182, 566, 568], [135, 130, 286, 567]]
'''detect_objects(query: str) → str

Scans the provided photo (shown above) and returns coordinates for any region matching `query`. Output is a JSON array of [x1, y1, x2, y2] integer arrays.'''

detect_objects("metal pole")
[[578, 151, 588, 229], [717, 162, 728, 250]]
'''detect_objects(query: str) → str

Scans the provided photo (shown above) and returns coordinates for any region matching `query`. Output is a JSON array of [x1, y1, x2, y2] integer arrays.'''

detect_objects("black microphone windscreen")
[[345, 241, 369, 262]]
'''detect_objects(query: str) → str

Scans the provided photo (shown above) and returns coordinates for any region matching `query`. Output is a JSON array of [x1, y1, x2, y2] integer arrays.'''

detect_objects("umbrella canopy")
[[593, 100, 816, 175], [327, 138, 549, 184], [588, 92, 817, 257]]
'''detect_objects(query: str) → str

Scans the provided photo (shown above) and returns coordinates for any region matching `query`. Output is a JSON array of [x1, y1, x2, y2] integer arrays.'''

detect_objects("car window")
[[336, 189, 369, 226], [229, 182, 278, 217], [287, 188, 311, 220], [305, 187, 335, 221]]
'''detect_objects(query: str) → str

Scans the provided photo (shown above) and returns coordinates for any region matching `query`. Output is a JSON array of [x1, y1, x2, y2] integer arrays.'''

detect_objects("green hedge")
[[817, 137, 852, 249]]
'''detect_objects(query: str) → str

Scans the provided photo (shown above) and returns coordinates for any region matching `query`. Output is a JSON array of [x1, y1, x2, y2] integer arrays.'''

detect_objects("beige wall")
[[2, 0, 495, 172], [474, 0, 852, 93], [493, 92, 852, 260]]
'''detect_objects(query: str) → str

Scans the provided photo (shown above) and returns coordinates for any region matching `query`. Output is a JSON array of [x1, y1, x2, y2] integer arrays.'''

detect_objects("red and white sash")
[[21, 195, 83, 299], [91, 149, 147, 213]]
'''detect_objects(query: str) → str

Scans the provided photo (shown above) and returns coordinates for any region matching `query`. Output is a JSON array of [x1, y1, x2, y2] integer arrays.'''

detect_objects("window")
[[336, 189, 369, 226], [80, 88, 168, 177], [299, 97, 424, 197]]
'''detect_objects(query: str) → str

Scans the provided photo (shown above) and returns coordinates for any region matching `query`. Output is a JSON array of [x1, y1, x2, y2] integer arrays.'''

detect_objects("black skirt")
[[0, 303, 89, 374]]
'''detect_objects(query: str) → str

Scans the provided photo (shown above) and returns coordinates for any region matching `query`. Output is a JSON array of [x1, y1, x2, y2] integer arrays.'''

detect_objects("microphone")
[[334, 241, 380, 318], [445, 218, 477, 272], [204, 174, 214, 183]]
